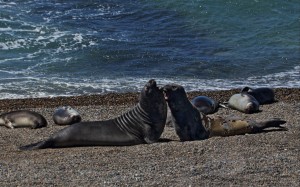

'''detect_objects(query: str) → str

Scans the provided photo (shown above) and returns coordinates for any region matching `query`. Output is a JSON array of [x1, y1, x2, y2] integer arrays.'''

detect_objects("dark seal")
[[163, 84, 286, 141], [53, 106, 81, 125], [241, 87, 275, 104], [163, 84, 209, 141], [191, 96, 219, 114], [0, 110, 47, 129], [20, 79, 167, 150]]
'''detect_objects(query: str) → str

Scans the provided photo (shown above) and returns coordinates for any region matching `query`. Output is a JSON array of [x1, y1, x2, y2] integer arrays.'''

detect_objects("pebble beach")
[[0, 88, 299, 186]]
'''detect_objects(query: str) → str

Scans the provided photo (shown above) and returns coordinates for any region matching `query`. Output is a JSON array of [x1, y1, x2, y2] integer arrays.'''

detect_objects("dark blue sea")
[[0, 0, 299, 98]]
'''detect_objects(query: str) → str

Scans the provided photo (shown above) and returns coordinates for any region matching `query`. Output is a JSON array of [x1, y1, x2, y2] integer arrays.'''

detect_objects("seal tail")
[[19, 139, 54, 151], [252, 118, 287, 132]]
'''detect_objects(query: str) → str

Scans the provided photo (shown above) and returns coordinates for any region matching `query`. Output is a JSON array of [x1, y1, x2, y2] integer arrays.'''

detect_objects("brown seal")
[[20, 79, 167, 150], [202, 115, 286, 137], [163, 84, 286, 141]]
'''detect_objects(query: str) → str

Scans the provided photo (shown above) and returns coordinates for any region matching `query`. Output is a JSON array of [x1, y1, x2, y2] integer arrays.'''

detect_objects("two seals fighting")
[[20, 79, 167, 150], [163, 84, 286, 141]]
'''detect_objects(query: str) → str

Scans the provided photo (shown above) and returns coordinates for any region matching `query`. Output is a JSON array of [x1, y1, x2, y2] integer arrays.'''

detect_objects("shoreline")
[[0, 88, 299, 110]]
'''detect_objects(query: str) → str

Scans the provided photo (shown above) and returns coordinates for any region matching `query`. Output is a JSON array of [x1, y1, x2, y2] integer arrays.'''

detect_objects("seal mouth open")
[[162, 84, 175, 101]]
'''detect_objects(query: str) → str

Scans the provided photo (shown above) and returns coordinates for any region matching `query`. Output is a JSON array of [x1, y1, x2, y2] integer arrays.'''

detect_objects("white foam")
[[73, 33, 83, 43], [0, 27, 12, 31]]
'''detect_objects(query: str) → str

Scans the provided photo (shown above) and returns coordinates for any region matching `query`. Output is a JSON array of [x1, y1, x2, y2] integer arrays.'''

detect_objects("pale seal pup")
[[0, 110, 47, 129], [228, 93, 260, 114], [53, 106, 81, 125], [191, 96, 219, 114], [241, 86, 275, 104], [20, 79, 167, 150], [163, 84, 286, 141]]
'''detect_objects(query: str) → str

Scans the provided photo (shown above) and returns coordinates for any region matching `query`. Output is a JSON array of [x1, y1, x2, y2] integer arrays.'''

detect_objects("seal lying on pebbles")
[[20, 79, 167, 150], [0, 110, 47, 129], [241, 86, 275, 104], [53, 106, 81, 125], [202, 115, 286, 137], [228, 93, 260, 114], [163, 84, 286, 141], [191, 96, 220, 114]]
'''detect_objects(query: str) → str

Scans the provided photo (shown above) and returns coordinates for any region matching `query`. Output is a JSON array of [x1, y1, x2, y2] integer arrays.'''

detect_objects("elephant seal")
[[228, 93, 260, 114], [163, 84, 209, 141], [191, 96, 219, 114], [166, 95, 220, 127], [202, 115, 286, 137], [0, 110, 47, 129], [241, 87, 275, 104], [163, 84, 286, 141], [20, 79, 167, 150], [53, 106, 81, 125]]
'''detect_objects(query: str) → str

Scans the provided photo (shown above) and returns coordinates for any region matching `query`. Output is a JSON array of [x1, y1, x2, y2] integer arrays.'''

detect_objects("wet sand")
[[0, 88, 299, 186]]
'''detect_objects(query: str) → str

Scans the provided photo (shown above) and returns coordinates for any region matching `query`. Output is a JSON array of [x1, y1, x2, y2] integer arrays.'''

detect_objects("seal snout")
[[162, 85, 172, 101], [245, 103, 259, 114], [147, 79, 157, 88]]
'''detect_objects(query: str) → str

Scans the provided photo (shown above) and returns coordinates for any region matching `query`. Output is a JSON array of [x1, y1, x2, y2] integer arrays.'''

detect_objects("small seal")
[[241, 87, 275, 104], [20, 79, 167, 150], [0, 110, 47, 129], [191, 96, 219, 114], [53, 106, 81, 125], [228, 93, 260, 114], [163, 84, 286, 141]]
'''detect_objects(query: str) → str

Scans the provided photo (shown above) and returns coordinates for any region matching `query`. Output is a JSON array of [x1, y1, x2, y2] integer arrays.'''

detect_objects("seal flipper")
[[19, 139, 54, 151], [5, 120, 14, 129], [250, 118, 287, 132]]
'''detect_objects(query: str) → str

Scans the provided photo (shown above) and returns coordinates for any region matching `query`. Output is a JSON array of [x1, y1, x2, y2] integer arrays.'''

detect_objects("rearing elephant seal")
[[241, 87, 275, 104], [0, 110, 47, 129], [228, 93, 260, 114], [163, 84, 286, 141], [163, 84, 209, 141], [20, 79, 167, 150], [53, 106, 81, 125]]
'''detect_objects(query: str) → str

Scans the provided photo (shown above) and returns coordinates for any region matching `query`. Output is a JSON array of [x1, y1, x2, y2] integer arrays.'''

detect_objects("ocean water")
[[0, 0, 299, 99]]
